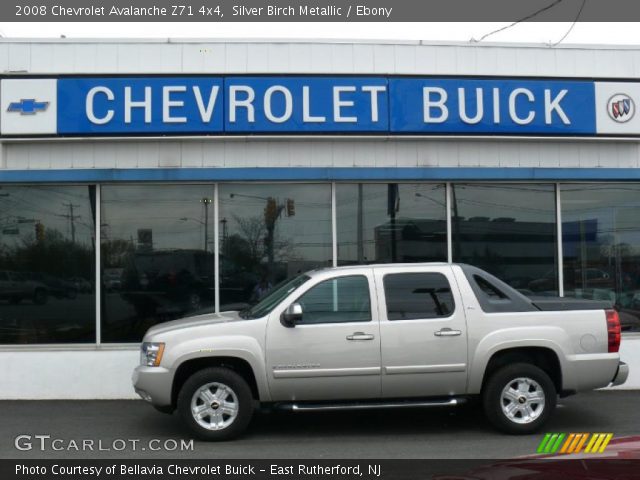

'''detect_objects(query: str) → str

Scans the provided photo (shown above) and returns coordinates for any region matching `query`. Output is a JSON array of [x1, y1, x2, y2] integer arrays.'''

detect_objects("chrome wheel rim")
[[191, 382, 239, 430], [500, 377, 545, 424]]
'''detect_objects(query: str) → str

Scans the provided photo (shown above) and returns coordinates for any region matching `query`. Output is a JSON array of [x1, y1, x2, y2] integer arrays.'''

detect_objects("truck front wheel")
[[177, 367, 254, 441], [482, 363, 556, 434]]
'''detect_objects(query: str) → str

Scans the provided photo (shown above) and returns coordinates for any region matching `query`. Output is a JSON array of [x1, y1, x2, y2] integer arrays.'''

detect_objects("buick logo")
[[607, 93, 635, 123]]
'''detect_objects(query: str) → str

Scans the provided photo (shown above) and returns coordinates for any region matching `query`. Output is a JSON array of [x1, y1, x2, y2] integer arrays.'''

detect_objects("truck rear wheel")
[[177, 367, 254, 441], [482, 363, 556, 434]]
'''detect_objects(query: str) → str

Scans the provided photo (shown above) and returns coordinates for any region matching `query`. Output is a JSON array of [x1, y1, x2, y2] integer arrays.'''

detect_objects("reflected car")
[[617, 310, 640, 332], [120, 249, 215, 318], [0, 270, 48, 305], [529, 267, 614, 295], [69, 276, 92, 293], [103, 270, 122, 292], [23, 272, 78, 299]]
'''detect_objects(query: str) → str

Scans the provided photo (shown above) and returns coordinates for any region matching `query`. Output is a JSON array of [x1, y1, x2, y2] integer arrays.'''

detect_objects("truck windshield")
[[240, 274, 311, 319]]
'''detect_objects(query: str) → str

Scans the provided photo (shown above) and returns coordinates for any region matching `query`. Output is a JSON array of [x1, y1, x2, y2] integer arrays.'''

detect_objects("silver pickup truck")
[[132, 263, 628, 440]]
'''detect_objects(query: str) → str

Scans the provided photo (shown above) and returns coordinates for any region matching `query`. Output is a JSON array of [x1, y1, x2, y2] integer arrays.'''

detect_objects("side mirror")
[[281, 302, 303, 328]]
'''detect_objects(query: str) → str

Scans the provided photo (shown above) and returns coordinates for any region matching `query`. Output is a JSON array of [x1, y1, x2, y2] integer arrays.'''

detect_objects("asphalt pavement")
[[1, 391, 639, 459]]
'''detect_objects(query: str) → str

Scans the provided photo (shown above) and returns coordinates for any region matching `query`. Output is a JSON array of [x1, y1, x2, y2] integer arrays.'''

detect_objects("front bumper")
[[132, 365, 173, 407], [611, 361, 629, 387]]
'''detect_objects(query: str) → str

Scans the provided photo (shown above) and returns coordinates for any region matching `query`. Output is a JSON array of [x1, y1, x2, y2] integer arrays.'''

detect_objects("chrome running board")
[[277, 398, 464, 412]]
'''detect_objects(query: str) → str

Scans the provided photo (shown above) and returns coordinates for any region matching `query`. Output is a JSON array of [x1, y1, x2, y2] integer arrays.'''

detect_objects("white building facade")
[[0, 39, 639, 398]]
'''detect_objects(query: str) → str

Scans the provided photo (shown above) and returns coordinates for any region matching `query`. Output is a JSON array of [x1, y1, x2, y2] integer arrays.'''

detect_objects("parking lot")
[[1, 391, 638, 459]]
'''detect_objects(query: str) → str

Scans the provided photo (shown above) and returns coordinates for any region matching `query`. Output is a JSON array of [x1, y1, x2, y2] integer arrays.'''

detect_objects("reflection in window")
[[474, 275, 507, 300], [0, 186, 95, 343], [452, 184, 558, 295], [561, 184, 640, 332], [296, 275, 371, 324], [101, 186, 215, 342], [383, 272, 454, 320], [336, 184, 447, 265], [218, 184, 332, 311]]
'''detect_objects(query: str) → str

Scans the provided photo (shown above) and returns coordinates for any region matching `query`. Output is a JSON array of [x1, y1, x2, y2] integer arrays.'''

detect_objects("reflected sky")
[[0, 186, 94, 247], [101, 185, 214, 251]]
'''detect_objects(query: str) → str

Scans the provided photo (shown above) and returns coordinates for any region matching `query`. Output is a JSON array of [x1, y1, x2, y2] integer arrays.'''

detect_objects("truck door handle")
[[434, 328, 462, 337], [346, 332, 375, 341]]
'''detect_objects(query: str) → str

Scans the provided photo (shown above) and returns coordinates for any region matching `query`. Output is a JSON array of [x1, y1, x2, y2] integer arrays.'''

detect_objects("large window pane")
[[218, 184, 332, 311], [383, 272, 454, 320], [336, 183, 447, 265], [0, 186, 95, 343], [452, 184, 557, 295], [295, 275, 371, 324], [561, 184, 640, 332], [101, 185, 214, 342]]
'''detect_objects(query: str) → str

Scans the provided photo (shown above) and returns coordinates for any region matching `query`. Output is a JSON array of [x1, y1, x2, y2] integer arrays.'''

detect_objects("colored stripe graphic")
[[545, 433, 559, 453], [560, 433, 576, 453], [585, 433, 614, 453], [537, 433, 566, 454], [550, 433, 566, 453], [570, 434, 588, 453], [576, 433, 590, 453], [537, 433, 553, 453], [585, 433, 600, 453], [598, 434, 614, 453], [540, 433, 613, 454]]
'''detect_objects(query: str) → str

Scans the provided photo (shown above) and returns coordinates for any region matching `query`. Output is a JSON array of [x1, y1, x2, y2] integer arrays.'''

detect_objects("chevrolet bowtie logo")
[[7, 99, 49, 115]]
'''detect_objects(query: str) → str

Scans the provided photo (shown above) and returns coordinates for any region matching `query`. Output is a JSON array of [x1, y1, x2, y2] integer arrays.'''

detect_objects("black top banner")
[[6, 0, 640, 22]]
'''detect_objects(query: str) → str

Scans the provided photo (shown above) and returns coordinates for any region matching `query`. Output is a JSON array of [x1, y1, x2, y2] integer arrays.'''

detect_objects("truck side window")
[[296, 275, 371, 324], [384, 273, 454, 320], [474, 275, 508, 299]]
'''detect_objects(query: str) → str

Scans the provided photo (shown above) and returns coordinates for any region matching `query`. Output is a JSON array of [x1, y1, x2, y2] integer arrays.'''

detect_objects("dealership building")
[[0, 38, 639, 398]]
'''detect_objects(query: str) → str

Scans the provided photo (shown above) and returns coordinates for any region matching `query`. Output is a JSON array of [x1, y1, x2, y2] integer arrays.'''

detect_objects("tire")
[[177, 367, 254, 441], [482, 363, 556, 434]]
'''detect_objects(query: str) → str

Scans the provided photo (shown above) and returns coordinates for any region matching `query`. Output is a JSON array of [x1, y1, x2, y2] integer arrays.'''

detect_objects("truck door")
[[376, 265, 468, 398], [266, 271, 382, 401]]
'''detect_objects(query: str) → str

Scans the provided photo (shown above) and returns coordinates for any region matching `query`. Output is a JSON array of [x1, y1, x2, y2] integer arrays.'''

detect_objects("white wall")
[[3, 138, 640, 171], [0, 349, 139, 399]]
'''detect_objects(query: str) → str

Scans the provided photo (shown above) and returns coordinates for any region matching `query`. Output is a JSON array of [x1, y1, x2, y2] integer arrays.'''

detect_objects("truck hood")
[[143, 311, 243, 338]]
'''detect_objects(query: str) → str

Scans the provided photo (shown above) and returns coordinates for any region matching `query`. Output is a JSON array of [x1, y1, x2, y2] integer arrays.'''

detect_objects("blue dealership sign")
[[2, 76, 606, 136], [58, 77, 225, 134], [224, 77, 388, 132], [389, 78, 596, 135]]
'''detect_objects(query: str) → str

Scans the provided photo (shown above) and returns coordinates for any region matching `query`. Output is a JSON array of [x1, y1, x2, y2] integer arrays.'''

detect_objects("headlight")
[[140, 342, 165, 367]]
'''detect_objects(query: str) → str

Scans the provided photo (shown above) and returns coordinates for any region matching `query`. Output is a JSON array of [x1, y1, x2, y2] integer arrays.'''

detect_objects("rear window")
[[383, 272, 454, 320], [459, 264, 538, 313]]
